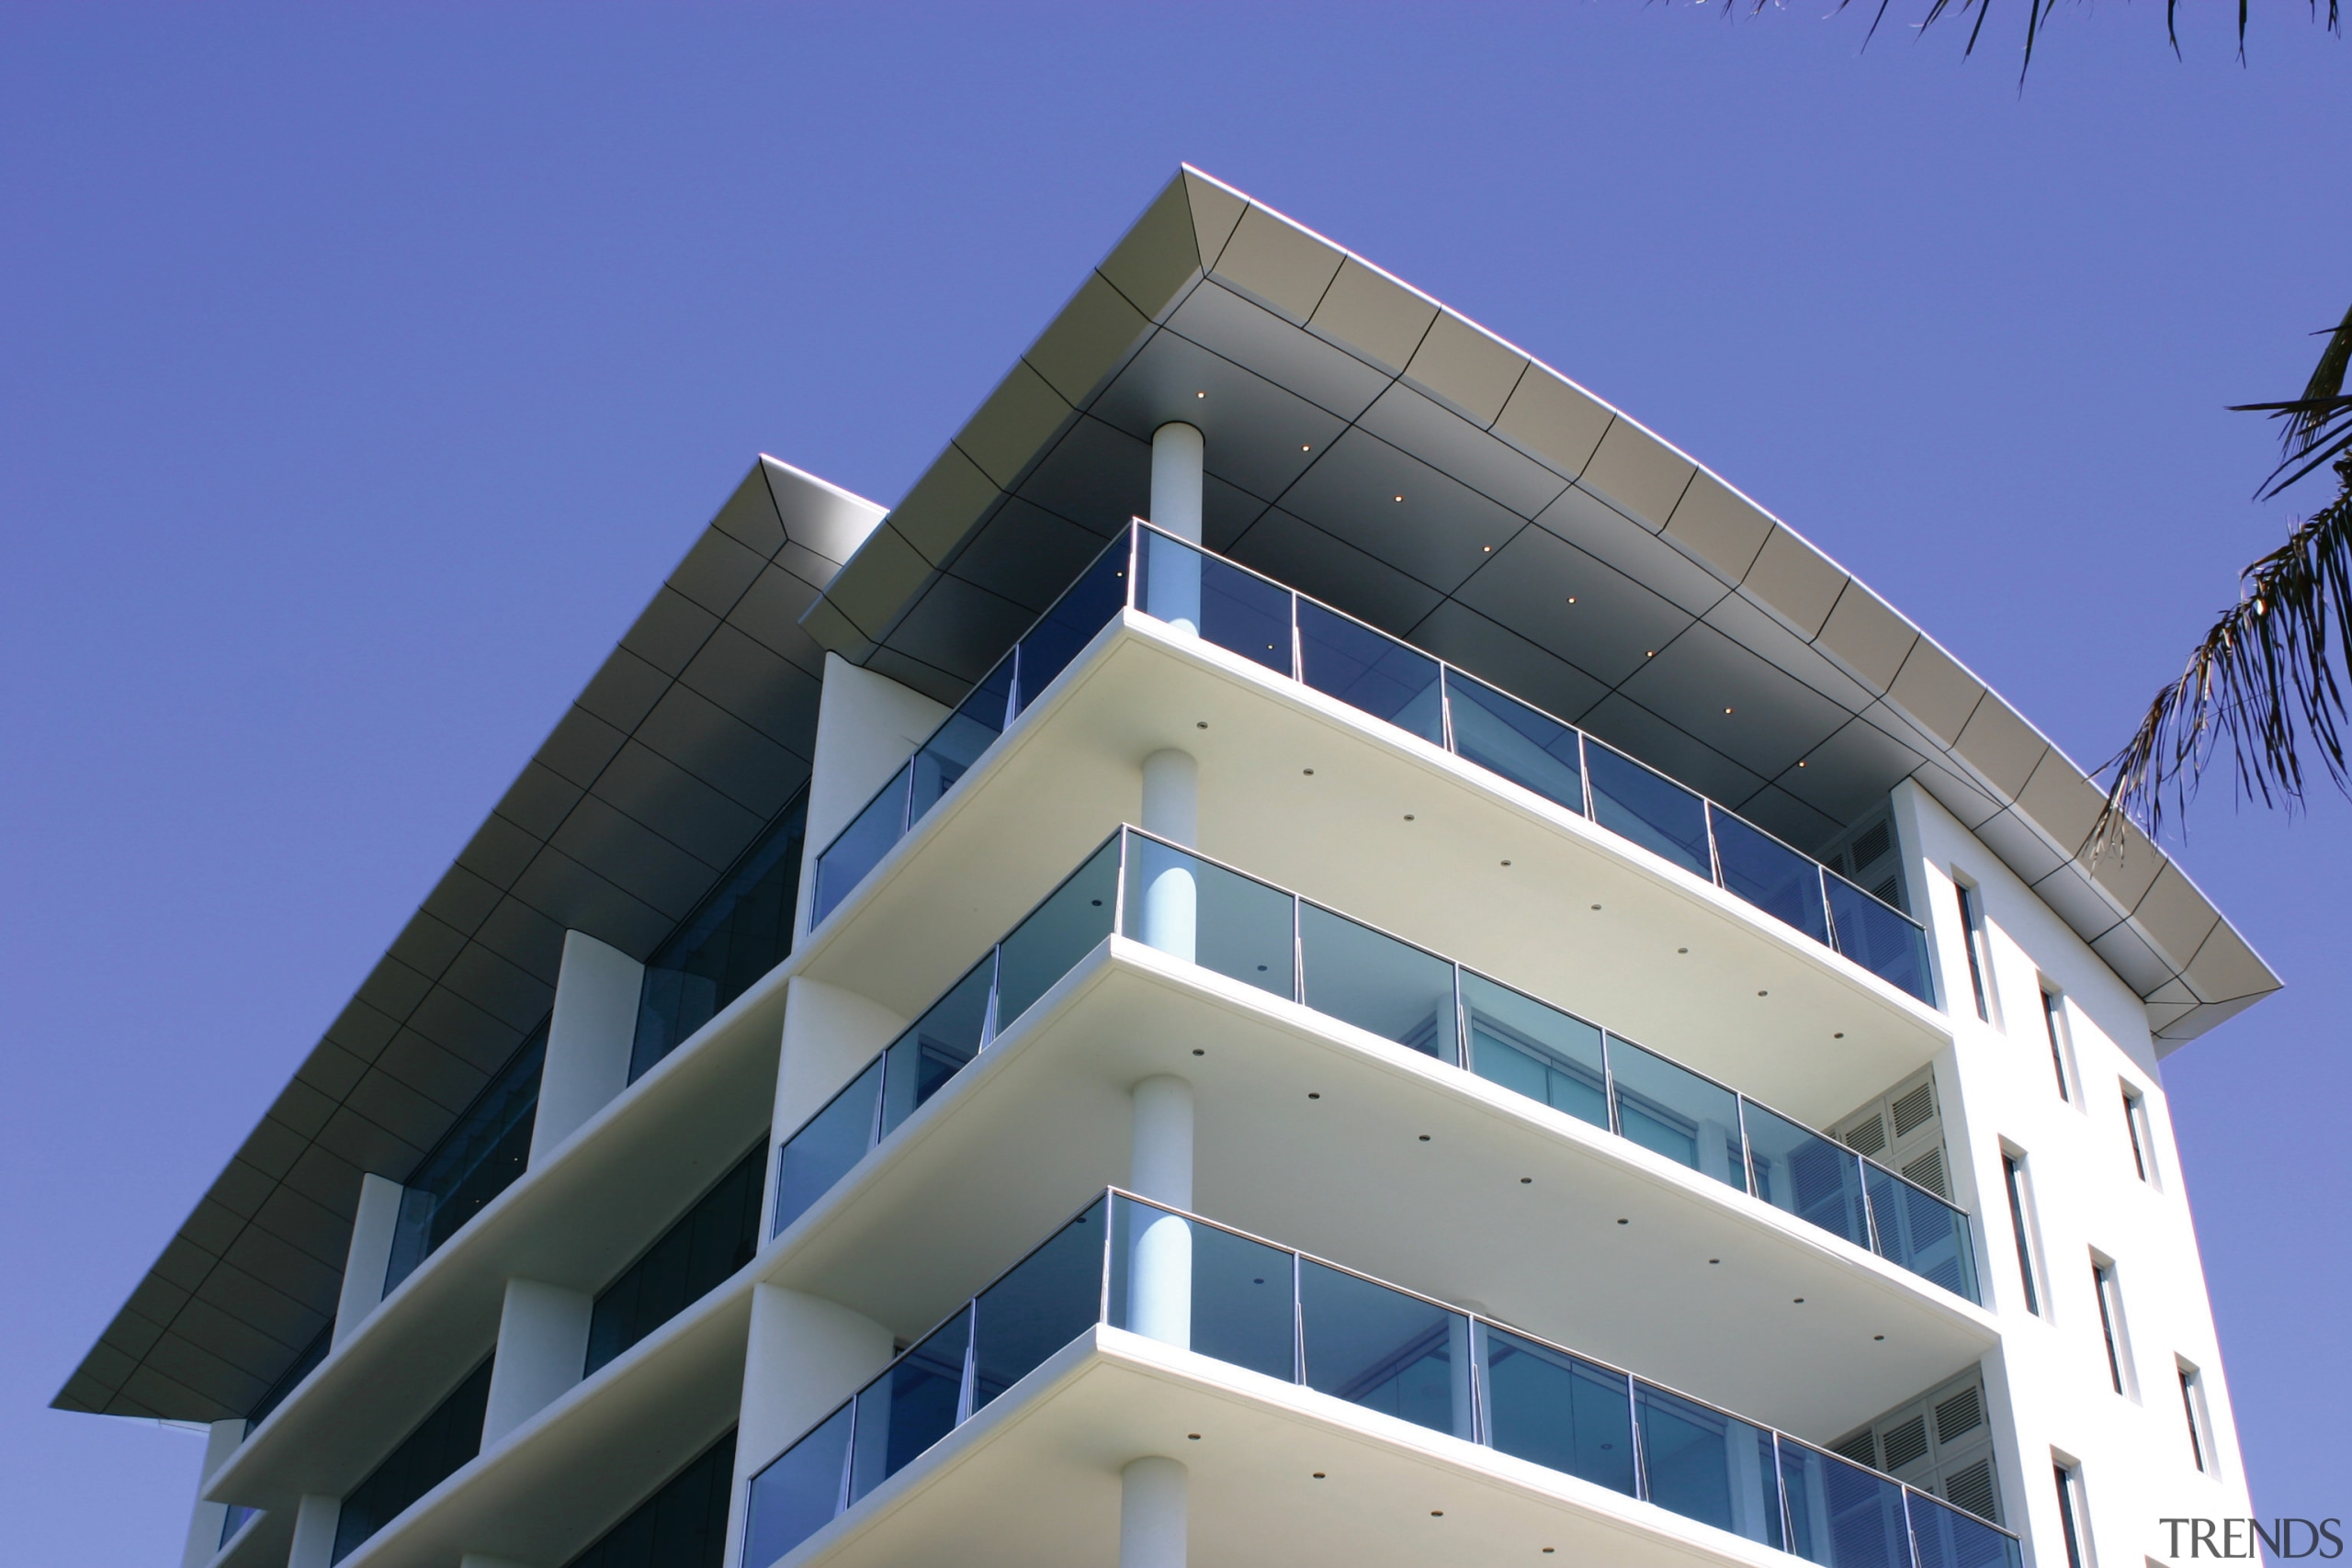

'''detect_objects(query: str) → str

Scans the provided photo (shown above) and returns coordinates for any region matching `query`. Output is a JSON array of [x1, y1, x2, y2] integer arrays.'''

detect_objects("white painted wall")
[[481, 1278, 594, 1448], [1889, 780, 2254, 1567], [532, 931, 646, 1162], [793, 653, 949, 937], [286, 1494, 339, 1568], [333, 1174, 403, 1347]]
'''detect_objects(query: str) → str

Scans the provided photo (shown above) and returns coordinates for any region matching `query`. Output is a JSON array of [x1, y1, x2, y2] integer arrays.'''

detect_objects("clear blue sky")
[[4, 5, 2344, 1562]]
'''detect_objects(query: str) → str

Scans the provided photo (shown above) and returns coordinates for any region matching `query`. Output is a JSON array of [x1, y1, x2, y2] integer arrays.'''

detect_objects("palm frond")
[[2092, 453, 2352, 852], [1815, 0, 2339, 78], [2231, 301, 2352, 498]]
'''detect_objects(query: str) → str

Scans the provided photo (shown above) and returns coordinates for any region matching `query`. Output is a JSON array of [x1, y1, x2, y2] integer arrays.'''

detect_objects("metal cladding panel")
[[59, 459, 884, 1421], [800, 164, 2276, 1052]]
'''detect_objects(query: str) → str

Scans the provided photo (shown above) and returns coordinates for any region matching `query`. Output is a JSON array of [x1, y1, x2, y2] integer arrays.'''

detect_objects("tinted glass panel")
[[1745, 1101, 1871, 1250], [1713, 809, 1830, 943], [1297, 904, 1458, 1064], [1826, 874, 1935, 1005], [1635, 1382, 1785, 1549], [1461, 972, 1609, 1131], [1607, 1039, 1746, 1191], [772, 1058, 882, 1237], [973, 1199, 1106, 1408], [385, 1027, 546, 1292], [1109, 1199, 1295, 1382], [1010, 538, 1130, 711], [1122, 838, 1294, 998], [811, 764, 912, 928], [1912, 1488, 2023, 1568], [587, 1143, 766, 1375], [1865, 1163, 1982, 1304], [848, 1308, 969, 1505], [631, 792, 808, 1079], [877, 957, 994, 1140], [330, 1359, 492, 1562], [742, 1404, 850, 1568], [1587, 744, 1712, 879], [563, 1430, 736, 1568], [991, 838, 1119, 1029], [1480, 1326, 1635, 1495], [1443, 671, 1585, 815], [1780, 1439, 1914, 1568], [1295, 599, 1443, 744], [1300, 1261, 1470, 1438], [1137, 530, 1296, 675], [910, 660, 1013, 821]]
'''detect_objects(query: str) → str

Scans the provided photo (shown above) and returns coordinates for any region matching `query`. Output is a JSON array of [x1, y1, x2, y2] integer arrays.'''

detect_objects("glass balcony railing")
[[808, 522, 1935, 1007], [771, 828, 1979, 1303], [742, 1191, 2018, 1568]]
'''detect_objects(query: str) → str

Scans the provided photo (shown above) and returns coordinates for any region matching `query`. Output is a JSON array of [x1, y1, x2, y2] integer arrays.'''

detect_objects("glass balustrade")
[[742, 1191, 2020, 1568], [774, 827, 1980, 1302], [808, 521, 1933, 1006]]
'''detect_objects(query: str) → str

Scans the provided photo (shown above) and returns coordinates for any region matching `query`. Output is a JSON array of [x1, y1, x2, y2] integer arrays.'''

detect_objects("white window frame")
[[2177, 1359, 2218, 1475], [1955, 876, 2002, 1028], [2120, 1083, 2159, 1187], [2001, 1145, 2045, 1317], [2052, 1453, 2096, 1568], [2090, 1253, 2138, 1399], [2041, 987, 2075, 1102]]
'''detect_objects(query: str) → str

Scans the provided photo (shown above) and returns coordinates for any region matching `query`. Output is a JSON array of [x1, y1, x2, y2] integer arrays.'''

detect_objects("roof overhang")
[[800, 165, 2277, 1054]]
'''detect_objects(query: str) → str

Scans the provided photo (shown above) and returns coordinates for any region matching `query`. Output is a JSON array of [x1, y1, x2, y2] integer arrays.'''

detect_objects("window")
[[585, 1140, 766, 1375], [2122, 1086, 2156, 1184], [2041, 989, 2073, 1101], [2091, 1258, 2134, 1396], [2003, 1152, 2041, 1315], [2053, 1459, 2092, 1568], [383, 1023, 548, 1292], [2178, 1361, 2215, 1473], [563, 1430, 735, 1568], [1957, 880, 2000, 1025], [331, 1358, 493, 1561]]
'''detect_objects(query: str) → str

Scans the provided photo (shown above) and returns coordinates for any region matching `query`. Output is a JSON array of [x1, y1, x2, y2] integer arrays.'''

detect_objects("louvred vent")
[[1944, 1458, 1999, 1523], [1881, 1415, 1930, 1472], [1902, 1149, 1949, 1200], [1832, 1429, 1879, 1467], [1892, 1082, 1936, 1136], [1935, 1385, 1984, 1442], [1843, 1116, 1888, 1156]]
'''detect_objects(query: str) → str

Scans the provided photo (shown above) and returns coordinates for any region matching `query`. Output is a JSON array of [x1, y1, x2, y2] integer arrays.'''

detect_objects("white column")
[[481, 1279, 594, 1448], [333, 1173, 403, 1346], [1146, 423, 1205, 632], [1136, 750, 1199, 963], [721, 1284, 896, 1568], [796, 653, 950, 936], [531, 931, 646, 1162], [179, 1418, 245, 1568], [1119, 1455, 1188, 1568], [1126, 1076, 1194, 1350], [287, 1495, 340, 1568]]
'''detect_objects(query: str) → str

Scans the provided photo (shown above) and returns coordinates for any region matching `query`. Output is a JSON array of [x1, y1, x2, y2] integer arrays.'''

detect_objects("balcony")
[[745, 1191, 2017, 1568], [782, 828, 1976, 1304], [810, 523, 1932, 1007]]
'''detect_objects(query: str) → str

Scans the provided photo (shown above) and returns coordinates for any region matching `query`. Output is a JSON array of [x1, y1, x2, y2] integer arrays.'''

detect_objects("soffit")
[[802, 164, 2277, 1052], [58, 459, 884, 1423]]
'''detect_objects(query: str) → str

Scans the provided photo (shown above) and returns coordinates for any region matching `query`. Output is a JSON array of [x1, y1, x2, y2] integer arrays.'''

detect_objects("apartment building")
[[60, 167, 2272, 1568]]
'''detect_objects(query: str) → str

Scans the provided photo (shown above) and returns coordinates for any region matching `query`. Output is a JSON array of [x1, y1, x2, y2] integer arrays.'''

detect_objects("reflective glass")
[[1780, 1438, 1915, 1568], [1713, 809, 1832, 943], [1108, 1199, 1295, 1382], [1442, 671, 1585, 816], [848, 1307, 969, 1506], [588, 1142, 765, 1375], [220, 1504, 257, 1548], [1911, 1489, 2023, 1568], [973, 1200, 1108, 1409], [1297, 904, 1459, 1064], [877, 959, 995, 1140], [812, 763, 913, 927], [1295, 599, 1444, 745], [330, 1359, 493, 1562], [563, 1430, 735, 1568], [910, 660, 1014, 820], [247, 1324, 329, 1427], [385, 1026, 547, 1292], [1865, 1163, 1982, 1304], [1634, 1382, 1785, 1550], [1137, 531, 1295, 674], [772, 1058, 882, 1237], [1744, 1100, 1871, 1251], [632, 792, 808, 1080], [1826, 874, 1935, 1006], [1607, 1039, 1747, 1191], [1300, 1261, 1471, 1438], [1461, 972, 1609, 1131], [1009, 536, 1130, 712], [1586, 744, 1713, 879], [1479, 1326, 1636, 1496], [1121, 837, 1294, 999], [742, 1404, 851, 1568], [991, 838, 1120, 1030]]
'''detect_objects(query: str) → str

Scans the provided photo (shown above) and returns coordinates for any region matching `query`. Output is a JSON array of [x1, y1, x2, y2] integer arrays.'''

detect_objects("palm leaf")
[[1816, 0, 2338, 80]]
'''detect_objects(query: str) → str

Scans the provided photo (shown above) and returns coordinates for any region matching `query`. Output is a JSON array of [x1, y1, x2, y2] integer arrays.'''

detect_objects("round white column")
[[1137, 750, 1199, 963], [1146, 423, 1205, 633], [1119, 1455, 1189, 1568], [1127, 1075, 1195, 1349]]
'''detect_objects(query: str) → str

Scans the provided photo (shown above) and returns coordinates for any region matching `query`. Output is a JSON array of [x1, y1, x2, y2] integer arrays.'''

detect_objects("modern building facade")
[[62, 168, 2273, 1568]]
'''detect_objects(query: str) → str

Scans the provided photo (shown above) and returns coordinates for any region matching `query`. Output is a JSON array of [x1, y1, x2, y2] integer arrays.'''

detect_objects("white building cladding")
[[63, 169, 2269, 1568]]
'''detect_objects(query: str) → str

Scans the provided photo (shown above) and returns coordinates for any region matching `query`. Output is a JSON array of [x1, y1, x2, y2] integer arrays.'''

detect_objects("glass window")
[[2121, 1087, 2156, 1184], [2041, 991, 2073, 1101], [1478, 1325, 1635, 1496], [1295, 599, 1444, 745], [1910, 1484, 2026, 1568], [384, 1026, 548, 1293], [632, 789, 809, 1081], [1634, 1382, 1784, 1550], [1607, 1038, 1746, 1191], [587, 1142, 767, 1376], [1585, 743, 1712, 880], [2177, 1364, 2213, 1473], [562, 1430, 735, 1568], [811, 764, 912, 929], [1122, 835, 1294, 998], [1778, 1438, 1913, 1568], [910, 660, 1013, 823], [990, 838, 1120, 1030], [1298, 1261, 1470, 1438], [1956, 882, 1998, 1025], [1137, 529, 1294, 673], [2052, 1461, 2090, 1568], [1296, 904, 1459, 1065], [1461, 971, 1608, 1131], [1108, 1199, 1295, 1382], [742, 1404, 852, 1568], [1826, 873, 1936, 1005], [2092, 1260, 2130, 1395], [330, 1358, 493, 1562], [1745, 1101, 1871, 1250], [246, 1324, 330, 1427], [1441, 670, 1584, 816], [2002, 1153, 2041, 1316], [1006, 536, 1132, 713], [876, 959, 994, 1142]]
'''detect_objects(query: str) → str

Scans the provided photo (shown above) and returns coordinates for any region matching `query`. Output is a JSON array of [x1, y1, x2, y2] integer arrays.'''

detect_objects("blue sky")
[[3, 5, 2345, 1561]]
